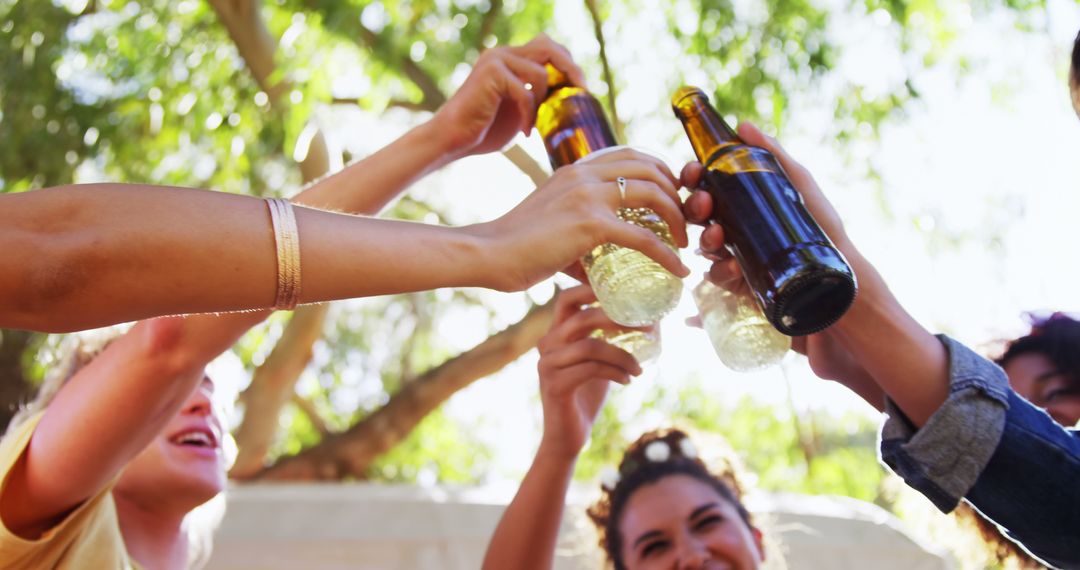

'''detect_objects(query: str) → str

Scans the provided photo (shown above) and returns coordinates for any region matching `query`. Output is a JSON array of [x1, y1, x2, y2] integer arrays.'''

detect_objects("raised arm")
[[0, 35, 639, 538], [684, 123, 943, 424], [0, 314, 254, 537], [686, 123, 1080, 567], [3, 150, 686, 334], [483, 285, 641, 570], [1, 33, 690, 334]]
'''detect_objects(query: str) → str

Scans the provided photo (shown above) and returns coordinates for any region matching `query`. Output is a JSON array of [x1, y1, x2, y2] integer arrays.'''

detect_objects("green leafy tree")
[[0, 0, 1057, 485]]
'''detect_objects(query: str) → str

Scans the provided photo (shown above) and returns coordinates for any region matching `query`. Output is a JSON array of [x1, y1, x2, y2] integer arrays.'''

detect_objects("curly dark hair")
[[951, 313, 1080, 569], [995, 312, 1080, 388], [1071, 28, 1080, 116], [585, 428, 754, 569]]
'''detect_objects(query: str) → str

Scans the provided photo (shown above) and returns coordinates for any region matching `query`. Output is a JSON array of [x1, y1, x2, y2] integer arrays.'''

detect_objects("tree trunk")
[[583, 0, 625, 142], [249, 299, 556, 481], [209, 0, 332, 474], [0, 330, 38, 431], [229, 304, 330, 478]]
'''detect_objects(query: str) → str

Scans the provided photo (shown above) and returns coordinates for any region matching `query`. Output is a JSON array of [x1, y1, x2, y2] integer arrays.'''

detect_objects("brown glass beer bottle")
[[672, 86, 856, 336], [536, 65, 682, 328]]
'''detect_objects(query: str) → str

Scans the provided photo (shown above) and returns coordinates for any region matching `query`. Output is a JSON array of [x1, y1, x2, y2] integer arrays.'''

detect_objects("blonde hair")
[[6, 330, 120, 435], [4, 327, 226, 568]]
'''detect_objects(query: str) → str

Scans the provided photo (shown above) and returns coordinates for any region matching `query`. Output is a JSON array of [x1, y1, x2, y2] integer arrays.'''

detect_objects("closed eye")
[[640, 538, 670, 559], [694, 514, 723, 532]]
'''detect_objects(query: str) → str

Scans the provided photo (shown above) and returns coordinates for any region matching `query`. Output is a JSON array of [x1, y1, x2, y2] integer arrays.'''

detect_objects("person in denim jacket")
[[683, 46, 1080, 565]]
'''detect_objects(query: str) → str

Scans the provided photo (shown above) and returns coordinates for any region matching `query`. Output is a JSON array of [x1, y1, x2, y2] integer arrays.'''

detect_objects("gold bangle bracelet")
[[266, 198, 302, 310]]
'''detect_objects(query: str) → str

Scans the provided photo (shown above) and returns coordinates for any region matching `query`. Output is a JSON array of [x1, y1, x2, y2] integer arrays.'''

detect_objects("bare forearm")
[[9, 315, 252, 533], [483, 443, 577, 570], [1, 184, 496, 332], [293, 120, 456, 213], [831, 247, 948, 426], [195, 123, 459, 343]]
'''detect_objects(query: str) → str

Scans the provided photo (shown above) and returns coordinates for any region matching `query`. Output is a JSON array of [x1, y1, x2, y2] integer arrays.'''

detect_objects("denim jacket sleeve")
[[879, 334, 1080, 569]]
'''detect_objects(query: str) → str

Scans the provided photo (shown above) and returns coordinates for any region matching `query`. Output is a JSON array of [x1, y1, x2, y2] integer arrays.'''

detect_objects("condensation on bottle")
[[589, 324, 661, 365], [692, 280, 790, 372], [672, 86, 857, 336], [536, 65, 682, 328]]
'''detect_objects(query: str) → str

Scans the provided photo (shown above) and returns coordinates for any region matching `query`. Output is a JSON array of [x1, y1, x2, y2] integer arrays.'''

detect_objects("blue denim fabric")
[[880, 335, 1080, 569], [966, 390, 1080, 569]]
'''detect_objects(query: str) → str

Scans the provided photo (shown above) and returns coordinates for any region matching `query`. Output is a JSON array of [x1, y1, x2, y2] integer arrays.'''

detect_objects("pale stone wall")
[[205, 483, 951, 570]]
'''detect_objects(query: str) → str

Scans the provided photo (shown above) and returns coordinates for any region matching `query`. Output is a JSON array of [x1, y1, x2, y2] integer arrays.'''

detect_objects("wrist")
[[420, 114, 470, 164], [458, 222, 521, 292], [537, 436, 583, 468], [832, 251, 912, 348], [409, 119, 462, 169]]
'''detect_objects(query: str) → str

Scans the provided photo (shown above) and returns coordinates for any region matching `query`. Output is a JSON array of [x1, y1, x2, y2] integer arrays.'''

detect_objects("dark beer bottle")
[[672, 86, 857, 336], [536, 65, 682, 328]]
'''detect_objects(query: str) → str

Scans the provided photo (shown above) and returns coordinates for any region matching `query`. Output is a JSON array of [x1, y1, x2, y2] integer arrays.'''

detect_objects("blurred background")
[[2, 0, 1078, 567]]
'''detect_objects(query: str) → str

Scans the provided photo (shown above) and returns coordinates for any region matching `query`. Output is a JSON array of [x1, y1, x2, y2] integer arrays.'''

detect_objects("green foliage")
[[367, 407, 493, 484], [1, 0, 1058, 484], [0, 0, 90, 189], [667, 0, 835, 128], [578, 378, 886, 504]]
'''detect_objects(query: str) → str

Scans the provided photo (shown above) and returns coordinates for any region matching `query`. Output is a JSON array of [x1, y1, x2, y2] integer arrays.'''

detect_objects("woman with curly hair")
[[951, 313, 1080, 568], [482, 284, 766, 570]]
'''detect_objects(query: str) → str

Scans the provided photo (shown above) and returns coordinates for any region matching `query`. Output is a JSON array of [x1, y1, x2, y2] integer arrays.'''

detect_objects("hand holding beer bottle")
[[683, 120, 882, 394], [536, 65, 685, 328], [674, 88, 857, 338]]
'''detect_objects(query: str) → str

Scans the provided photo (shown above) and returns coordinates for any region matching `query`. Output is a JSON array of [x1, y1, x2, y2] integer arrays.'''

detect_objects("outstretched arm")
[[2, 33, 691, 334], [3, 148, 687, 334], [0, 35, 614, 538], [685, 123, 1080, 567], [683, 123, 944, 424], [483, 285, 641, 569]]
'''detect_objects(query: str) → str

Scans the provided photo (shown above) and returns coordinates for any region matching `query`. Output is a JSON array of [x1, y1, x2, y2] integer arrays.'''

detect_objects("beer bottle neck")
[[672, 87, 741, 166], [538, 64, 617, 168], [545, 63, 572, 92]]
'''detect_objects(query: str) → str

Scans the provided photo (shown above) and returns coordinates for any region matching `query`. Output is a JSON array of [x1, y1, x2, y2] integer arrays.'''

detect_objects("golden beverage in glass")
[[692, 280, 790, 371], [536, 65, 682, 327]]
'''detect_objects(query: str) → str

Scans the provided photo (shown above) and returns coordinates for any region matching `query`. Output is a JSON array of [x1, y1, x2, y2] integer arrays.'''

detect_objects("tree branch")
[[502, 144, 550, 186], [476, 0, 503, 50], [354, 24, 446, 112], [249, 298, 557, 481], [230, 304, 331, 478], [291, 393, 332, 437], [303, 3, 548, 185], [583, 0, 625, 142]]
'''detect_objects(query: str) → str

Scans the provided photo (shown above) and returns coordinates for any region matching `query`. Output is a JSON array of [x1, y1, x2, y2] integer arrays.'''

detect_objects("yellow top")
[[0, 412, 138, 569]]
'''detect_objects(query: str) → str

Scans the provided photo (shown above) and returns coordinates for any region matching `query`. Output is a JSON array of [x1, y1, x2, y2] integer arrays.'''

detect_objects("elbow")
[[3, 230, 99, 333], [129, 317, 206, 385]]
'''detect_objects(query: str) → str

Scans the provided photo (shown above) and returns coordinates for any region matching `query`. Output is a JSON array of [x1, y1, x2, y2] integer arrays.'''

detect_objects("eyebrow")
[[689, 502, 720, 520], [1036, 369, 1064, 383], [633, 530, 663, 549]]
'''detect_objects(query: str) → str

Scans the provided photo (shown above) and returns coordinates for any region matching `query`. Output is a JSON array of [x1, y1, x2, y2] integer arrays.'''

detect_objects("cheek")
[[1049, 402, 1080, 427], [706, 524, 761, 563]]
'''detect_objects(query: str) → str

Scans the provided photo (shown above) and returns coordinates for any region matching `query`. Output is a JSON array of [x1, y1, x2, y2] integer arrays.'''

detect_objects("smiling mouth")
[[170, 431, 217, 449]]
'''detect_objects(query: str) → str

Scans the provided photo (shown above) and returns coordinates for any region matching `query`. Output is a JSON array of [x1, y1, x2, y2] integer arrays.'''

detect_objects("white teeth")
[[176, 431, 213, 446]]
